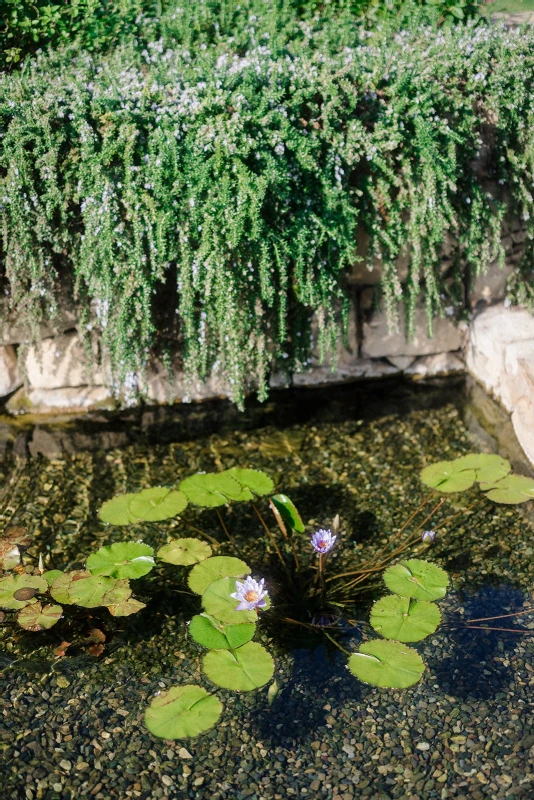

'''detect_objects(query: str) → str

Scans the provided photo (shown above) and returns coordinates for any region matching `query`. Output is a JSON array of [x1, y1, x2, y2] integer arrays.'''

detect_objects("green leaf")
[[49, 570, 91, 604], [267, 680, 280, 706], [224, 468, 274, 497], [0, 575, 47, 611], [452, 454, 511, 484], [129, 488, 188, 522], [157, 538, 212, 567], [348, 640, 425, 688], [179, 473, 242, 507], [144, 685, 223, 740], [383, 559, 449, 602], [271, 494, 305, 533], [188, 556, 250, 595], [98, 494, 139, 525], [107, 597, 146, 617], [17, 602, 63, 631], [480, 474, 534, 504], [189, 614, 256, 650], [420, 461, 476, 493], [201, 577, 257, 624], [202, 641, 274, 691], [43, 569, 63, 586], [370, 595, 441, 642], [67, 576, 132, 608], [86, 542, 155, 579]]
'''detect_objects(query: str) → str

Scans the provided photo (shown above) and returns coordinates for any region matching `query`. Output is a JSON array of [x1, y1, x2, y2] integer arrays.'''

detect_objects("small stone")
[[416, 742, 430, 751], [178, 748, 192, 759], [56, 676, 70, 688], [161, 776, 173, 787]]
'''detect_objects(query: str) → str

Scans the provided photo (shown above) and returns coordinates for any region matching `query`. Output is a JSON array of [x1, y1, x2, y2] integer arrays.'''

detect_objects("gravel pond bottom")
[[1, 379, 533, 800]]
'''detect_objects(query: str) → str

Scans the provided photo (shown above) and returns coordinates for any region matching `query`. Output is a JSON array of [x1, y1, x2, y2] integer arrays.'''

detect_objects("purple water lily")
[[231, 576, 269, 612], [311, 528, 336, 554], [422, 530, 436, 544]]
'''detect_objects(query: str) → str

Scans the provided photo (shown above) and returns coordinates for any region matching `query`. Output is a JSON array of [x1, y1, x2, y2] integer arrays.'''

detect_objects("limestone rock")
[[0, 345, 21, 398], [406, 352, 465, 379], [142, 358, 231, 403], [6, 386, 113, 415], [25, 333, 104, 390], [293, 359, 398, 387], [470, 259, 515, 308], [362, 305, 465, 359]]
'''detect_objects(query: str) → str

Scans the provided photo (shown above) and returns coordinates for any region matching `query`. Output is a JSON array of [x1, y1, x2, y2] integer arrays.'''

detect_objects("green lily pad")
[[202, 641, 274, 691], [452, 454, 511, 484], [188, 556, 250, 595], [17, 602, 63, 631], [370, 595, 441, 642], [0, 575, 47, 611], [348, 640, 425, 688], [86, 542, 155, 579], [225, 468, 274, 497], [107, 597, 146, 617], [49, 570, 91, 604], [383, 559, 449, 602], [420, 461, 476, 493], [189, 614, 256, 650], [157, 538, 212, 567], [271, 494, 305, 533], [201, 577, 257, 624], [480, 474, 534, 504], [43, 570, 63, 586], [179, 473, 242, 507], [98, 494, 139, 525], [144, 685, 223, 740], [0, 543, 20, 570], [129, 488, 188, 522], [67, 576, 132, 608]]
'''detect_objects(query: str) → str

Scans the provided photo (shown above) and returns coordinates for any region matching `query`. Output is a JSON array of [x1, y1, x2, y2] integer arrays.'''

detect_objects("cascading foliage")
[[1, 3, 534, 405]]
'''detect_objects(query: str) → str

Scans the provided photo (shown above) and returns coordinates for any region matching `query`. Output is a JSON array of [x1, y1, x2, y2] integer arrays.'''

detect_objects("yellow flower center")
[[244, 590, 259, 603], [319, 541, 327, 549]]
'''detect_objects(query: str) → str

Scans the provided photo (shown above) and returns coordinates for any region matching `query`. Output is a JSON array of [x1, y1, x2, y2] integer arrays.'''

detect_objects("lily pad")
[[49, 570, 91, 604], [452, 454, 511, 484], [144, 685, 223, 740], [202, 641, 274, 691], [17, 602, 63, 632], [383, 559, 449, 602], [0, 543, 20, 570], [225, 468, 274, 497], [107, 597, 146, 617], [188, 556, 250, 596], [98, 494, 139, 525], [0, 575, 47, 611], [129, 488, 188, 522], [348, 640, 425, 688], [370, 595, 441, 642], [202, 577, 257, 625], [43, 570, 63, 586], [86, 542, 155, 579], [420, 461, 476, 493], [67, 576, 132, 608], [189, 614, 256, 650], [157, 538, 212, 567], [271, 494, 305, 533], [179, 473, 242, 507], [480, 474, 534, 504]]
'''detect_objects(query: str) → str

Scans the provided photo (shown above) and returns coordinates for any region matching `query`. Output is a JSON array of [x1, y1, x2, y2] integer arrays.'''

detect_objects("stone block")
[[25, 333, 104, 390], [6, 386, 113, 415], [470, 259, 515, 308], [292, 359, 398, 387], [405, 351, 465, 378], [0, 345, 21, 398], [362, 304, 465, 359]]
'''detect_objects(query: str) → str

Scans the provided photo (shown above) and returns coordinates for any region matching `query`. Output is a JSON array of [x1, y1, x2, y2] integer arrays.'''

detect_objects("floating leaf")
[[86, 542, 155, 579], [224, 468, 274, 497], [383, 559, 449, 602], [188, 556, 250, 595], [202, 641, 274, 691], [348, 640, 425, 688], [271, 494, 305, 533], [67, 576, 132, 608], [89, 643, 105, 657], [201, 577, 257, 624], [480, 474, 534, 504], [370, 595, 441, 642], [129, 488, 188, 522], [144, 685, 223, 739], [179, 473, 243, 507], [0, 575, 47, 610], [43, 570, 63, 586], [452, 454, 511, 484], [189, 614, 255, 650], [107, 597, 146, 617], [0, 543, 20, 570], [49, 570, 91, 604], [420, 461, 476, 493], [17, 602, 62, 632], [157, 538, 212, 567], [98, 494, 139, 525]]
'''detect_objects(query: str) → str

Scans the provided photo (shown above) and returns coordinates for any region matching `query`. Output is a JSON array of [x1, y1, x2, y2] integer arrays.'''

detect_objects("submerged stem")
[[252, 503, 289, 574], [215, 509, 241, 556]]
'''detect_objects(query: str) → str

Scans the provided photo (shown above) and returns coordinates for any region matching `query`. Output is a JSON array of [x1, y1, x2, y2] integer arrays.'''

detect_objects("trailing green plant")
[[1, 4, 534, 406]]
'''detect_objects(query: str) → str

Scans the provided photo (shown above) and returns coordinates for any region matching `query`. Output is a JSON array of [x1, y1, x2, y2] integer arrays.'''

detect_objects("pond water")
[[1, 377, 533, 800]]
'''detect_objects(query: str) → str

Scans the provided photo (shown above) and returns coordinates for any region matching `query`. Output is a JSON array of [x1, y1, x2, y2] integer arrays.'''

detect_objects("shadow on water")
[[433, 584, 530, 701]]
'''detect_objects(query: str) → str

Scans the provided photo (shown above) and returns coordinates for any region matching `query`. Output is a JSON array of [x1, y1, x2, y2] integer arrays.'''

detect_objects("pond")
[[1, 376, 533, 800]]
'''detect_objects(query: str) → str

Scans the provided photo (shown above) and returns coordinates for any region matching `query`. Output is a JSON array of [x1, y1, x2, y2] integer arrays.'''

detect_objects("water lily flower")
[[311, 529, 336, 554], [231, 576, 268, 611], [422, 530, 436, 544]]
